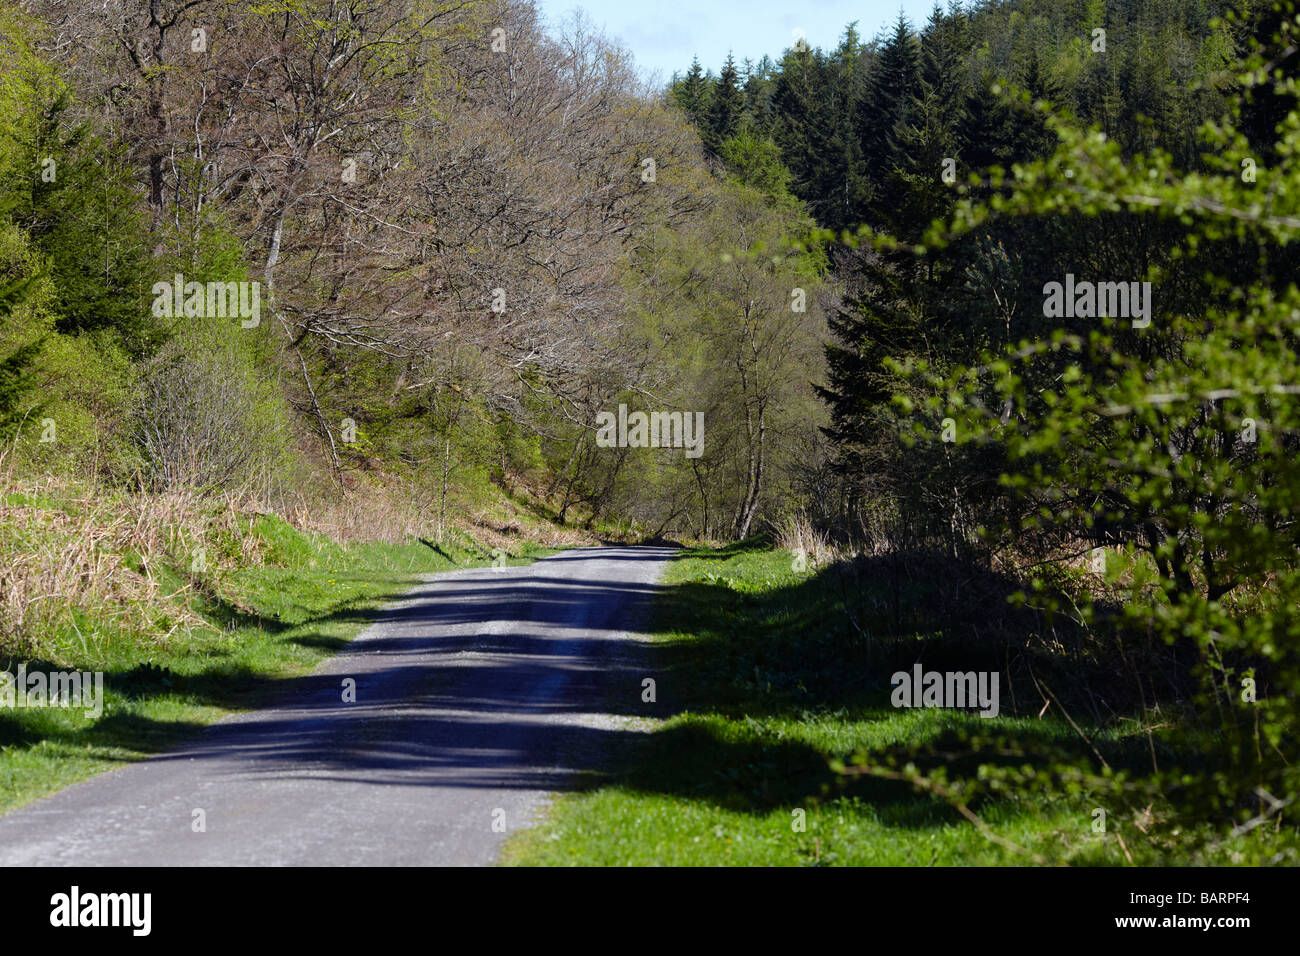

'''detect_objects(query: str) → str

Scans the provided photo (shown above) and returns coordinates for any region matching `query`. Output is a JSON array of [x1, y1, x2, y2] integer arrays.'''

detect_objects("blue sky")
[[534, 1, 945, 83]]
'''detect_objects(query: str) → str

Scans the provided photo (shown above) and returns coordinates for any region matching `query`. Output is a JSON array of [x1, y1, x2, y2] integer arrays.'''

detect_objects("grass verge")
[[504, 543, 1298, 866], [0, 490, 554, 815]]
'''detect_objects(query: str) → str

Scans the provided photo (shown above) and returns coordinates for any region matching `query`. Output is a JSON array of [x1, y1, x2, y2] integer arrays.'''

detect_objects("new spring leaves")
[[591, 287, 813, 457], [152, 274, 260, 329]]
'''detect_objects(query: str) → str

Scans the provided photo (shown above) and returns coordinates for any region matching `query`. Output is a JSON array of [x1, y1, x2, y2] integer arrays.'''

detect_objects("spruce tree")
[[705, 55, 746, 151], [855, 15, 923, 221], [771, 46, 823, 210], [672, 57, 711, 131], [741, 57, 775, 134]]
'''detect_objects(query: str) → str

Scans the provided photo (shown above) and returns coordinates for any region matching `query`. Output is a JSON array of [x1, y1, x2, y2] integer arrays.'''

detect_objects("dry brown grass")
[[0, 476, 223, 658], [286, 470, 606, 551], [0, 465, 590, 659], [288, 488, 424, 544], [774, 510, 841, 569], [0, 469, 306, 654]]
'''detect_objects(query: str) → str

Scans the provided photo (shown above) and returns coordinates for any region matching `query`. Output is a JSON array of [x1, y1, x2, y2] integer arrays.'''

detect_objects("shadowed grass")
[[504, 545, 1298, 866]]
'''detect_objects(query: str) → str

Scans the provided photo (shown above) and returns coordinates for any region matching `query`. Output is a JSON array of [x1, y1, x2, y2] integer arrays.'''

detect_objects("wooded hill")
[[0, 0, 827, 542]]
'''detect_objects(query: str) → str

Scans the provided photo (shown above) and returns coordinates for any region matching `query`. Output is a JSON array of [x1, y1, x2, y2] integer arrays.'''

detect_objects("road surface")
[[0, 545, 674, 866]]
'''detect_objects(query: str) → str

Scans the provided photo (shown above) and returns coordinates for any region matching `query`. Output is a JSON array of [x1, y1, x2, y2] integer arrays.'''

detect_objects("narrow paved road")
[[0, 546, 674, 866]]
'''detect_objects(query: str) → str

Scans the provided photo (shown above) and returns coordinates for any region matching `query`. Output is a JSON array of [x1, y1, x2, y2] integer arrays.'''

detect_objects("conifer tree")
[[705, 55, 746, 151], [672, 57, 711, 130], [855, 15, 923, 220]]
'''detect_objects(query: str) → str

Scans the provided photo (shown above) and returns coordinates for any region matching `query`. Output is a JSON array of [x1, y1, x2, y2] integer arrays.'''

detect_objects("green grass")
[[504, 543, 1299, 866], [0, 509, 555, 815]]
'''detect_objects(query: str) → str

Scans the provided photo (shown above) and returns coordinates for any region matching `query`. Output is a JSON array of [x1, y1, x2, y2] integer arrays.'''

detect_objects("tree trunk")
[[691, 460, 711, 539], [438, 434, 452, 543], [735, 402, 766, 539]]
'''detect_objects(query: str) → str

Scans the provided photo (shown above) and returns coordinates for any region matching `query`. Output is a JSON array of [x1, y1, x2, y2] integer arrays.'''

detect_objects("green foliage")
[[508, 544, 1297, 864], [817, 0, 1300, 856], [0, 273, 45, 441], [0, 48, 159, 357], [132, 322, 296, 494], [718, 130, 794, 201], [0, 25, 162, 477], [144, 248, 288, 493], [0, 340, 44, 442], [605, 178, 828, 538]]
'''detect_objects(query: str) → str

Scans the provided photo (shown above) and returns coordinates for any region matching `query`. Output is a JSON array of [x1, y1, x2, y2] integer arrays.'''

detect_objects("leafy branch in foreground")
[[833, 1, 1300, 861]]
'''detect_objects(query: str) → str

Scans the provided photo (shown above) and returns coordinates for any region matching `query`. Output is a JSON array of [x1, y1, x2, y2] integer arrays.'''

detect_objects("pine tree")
[[823, 24, 872, 231], [921, 3, 970, 120], [958, 77, 1020, 172], [885, 5, 973, 238], [10, 90, 158, 355]]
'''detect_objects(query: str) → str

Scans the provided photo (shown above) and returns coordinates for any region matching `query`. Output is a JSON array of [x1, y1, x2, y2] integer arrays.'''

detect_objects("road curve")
[[0, 545, 674, 866]]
